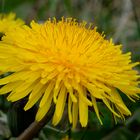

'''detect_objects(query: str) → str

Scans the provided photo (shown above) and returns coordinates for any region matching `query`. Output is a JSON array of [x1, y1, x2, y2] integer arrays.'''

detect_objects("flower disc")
[[0, 18, 139, 127]]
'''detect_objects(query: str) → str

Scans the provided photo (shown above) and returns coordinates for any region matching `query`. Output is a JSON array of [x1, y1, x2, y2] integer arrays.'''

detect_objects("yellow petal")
[[72, 101, 78, 128], [0, 81, 22, 94], [52, 85, 67, 125], [102, 98, 121, 118], [7, 84, 34, 102], [39, 81, 55, 107], [36, 93, 53, 121], [0, 71, 31, 85], [91, 96, 103, 124], [64, 78, 77, 102], [79, 93, 88, 127], [29, 82, 44, 99], [110, 88, 131, 115], [77, 84, 92, 106], [53, 82, 62, 103], [24, 86, 46, 111], [68, 95, 72, 123]]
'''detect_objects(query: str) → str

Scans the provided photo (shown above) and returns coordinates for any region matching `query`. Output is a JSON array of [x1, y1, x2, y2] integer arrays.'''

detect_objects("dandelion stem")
[[17, 104, 54, 140]]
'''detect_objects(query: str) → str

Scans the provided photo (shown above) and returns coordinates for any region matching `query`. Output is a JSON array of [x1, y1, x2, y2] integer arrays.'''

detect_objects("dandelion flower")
[[0, 18, 140, 128], [0, 12, 24, 34]]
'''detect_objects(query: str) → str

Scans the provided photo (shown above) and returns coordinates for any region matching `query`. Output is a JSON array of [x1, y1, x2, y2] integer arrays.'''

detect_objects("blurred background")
[[0, 0, 140, 140]]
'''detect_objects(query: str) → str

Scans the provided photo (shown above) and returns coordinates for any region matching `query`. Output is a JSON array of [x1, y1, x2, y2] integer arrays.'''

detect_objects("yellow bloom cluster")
[[0, 18, 139, 127], [0, 12, 24, 34]]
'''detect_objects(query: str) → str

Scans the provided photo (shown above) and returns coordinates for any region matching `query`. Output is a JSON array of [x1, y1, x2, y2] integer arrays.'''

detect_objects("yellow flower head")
[[0, 18, 140, 128], [0, 12, 24, 34]]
